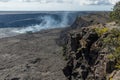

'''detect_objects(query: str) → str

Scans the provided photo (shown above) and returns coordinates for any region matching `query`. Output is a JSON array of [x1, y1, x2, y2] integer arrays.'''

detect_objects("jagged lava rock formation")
[[63, 23, 120, 80]]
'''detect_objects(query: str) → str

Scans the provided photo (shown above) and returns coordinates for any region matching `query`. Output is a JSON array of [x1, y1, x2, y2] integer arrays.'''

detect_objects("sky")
[[0, 0, 120, 11]]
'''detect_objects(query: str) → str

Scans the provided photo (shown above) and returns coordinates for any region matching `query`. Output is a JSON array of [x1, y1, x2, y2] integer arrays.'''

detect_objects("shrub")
[[110, 1, 120, 24], [95, 27, 109, 36], [102, 28, 120, 69]]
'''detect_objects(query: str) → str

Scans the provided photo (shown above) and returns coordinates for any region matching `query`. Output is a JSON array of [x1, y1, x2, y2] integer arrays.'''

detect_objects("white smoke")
[[0, 12, 70, 38], [12, 13, 69, 33]]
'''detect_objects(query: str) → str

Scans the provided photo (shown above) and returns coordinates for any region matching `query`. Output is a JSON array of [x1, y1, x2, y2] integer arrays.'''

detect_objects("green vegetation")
[[92, 2, 120, 74], [108, 1, 120, 69], [99, 28, 120, 69], [94, 26, 120, 69], [110, 1, 120, 24], [95, 27, 109, 36]]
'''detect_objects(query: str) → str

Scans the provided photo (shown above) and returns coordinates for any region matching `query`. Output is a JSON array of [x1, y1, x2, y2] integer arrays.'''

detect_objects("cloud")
[[72, 0, 120, 5], [0, 0, 119, 11], [0, 0, 73, 3], [0, 0, 119, 5]]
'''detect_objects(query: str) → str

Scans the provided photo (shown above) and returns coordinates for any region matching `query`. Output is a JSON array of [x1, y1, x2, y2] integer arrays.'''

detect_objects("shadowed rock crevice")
[[63, 27, 111, 80], [11, 78, 20, 80]]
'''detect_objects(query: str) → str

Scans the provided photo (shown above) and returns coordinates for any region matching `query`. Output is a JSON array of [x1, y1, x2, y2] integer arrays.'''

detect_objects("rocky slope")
[[58, 12, 110, 46], [62, 24, 120, 80], [71, 12, 110, 29]]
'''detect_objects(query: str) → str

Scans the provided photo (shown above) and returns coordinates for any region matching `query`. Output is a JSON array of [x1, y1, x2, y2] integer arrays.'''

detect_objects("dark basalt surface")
[[0, 28, 67, 80]]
